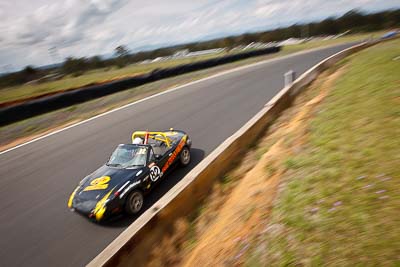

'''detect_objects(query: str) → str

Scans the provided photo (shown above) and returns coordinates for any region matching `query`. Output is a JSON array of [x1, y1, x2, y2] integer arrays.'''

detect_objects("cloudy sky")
[[0, 0, 399, 71]]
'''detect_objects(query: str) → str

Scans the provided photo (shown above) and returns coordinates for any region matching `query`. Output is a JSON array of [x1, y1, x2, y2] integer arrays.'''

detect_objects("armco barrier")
[[87, 41, 377, 267], [0, 47, 280, 126]]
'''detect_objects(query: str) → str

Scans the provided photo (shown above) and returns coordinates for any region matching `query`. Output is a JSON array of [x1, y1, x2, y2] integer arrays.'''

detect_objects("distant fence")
[[0, 46, 280, 126]]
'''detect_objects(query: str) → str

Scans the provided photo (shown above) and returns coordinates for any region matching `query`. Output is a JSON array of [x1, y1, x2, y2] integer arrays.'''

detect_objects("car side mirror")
[[155, 154, 161, 161]]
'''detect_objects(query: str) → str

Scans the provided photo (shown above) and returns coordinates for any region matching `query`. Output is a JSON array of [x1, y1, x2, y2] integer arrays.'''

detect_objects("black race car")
[[68, 129, 191, 222]]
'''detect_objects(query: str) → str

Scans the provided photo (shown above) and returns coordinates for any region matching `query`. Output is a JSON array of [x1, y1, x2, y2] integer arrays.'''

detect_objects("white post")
[[284, 70, 296, 87]]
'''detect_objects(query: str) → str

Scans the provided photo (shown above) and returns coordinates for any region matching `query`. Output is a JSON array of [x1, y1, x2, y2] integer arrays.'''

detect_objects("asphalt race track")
[[0, 43, 353, 266]]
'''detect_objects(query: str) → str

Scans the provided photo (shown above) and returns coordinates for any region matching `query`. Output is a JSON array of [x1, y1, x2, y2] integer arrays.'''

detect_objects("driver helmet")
[[133, 137, 143, 144]]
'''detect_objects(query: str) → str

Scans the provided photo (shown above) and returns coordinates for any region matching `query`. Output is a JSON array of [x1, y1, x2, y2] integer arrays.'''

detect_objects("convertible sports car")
[[68, 129, 191, 222]]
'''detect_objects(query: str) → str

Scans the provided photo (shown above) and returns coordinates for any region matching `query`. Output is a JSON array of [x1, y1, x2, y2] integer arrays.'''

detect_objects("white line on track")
[[0, 44, 347, 156]]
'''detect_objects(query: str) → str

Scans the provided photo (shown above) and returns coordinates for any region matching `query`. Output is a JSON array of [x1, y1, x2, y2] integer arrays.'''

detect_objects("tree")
[[114, 45, 130, 67], [114, 45, 129, 57], [61, 57, 88, 75], [338, 10, 366, 30], [315, 17, 340, 35], [21, 65, 37, 76], [88, 56, 105, 69]]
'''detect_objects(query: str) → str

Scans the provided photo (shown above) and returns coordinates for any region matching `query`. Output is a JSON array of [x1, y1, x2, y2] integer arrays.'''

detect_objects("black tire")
[[125, 190, 144, 214], [179, 146, 191, 167]]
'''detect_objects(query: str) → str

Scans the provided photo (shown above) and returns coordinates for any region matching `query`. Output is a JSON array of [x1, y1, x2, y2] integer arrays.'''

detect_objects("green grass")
[[0, 31, 384, 105], [281, 31, 384, 54], [246, 38, 400, 266], [0, 53, 228, 104]]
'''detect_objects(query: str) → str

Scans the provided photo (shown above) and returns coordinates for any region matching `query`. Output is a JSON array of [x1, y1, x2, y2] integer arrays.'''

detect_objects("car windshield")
[[107, 145, 148, 168]]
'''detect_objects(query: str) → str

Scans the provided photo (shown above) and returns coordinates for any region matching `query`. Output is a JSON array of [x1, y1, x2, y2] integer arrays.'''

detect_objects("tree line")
[[1, 8, 399, 89]]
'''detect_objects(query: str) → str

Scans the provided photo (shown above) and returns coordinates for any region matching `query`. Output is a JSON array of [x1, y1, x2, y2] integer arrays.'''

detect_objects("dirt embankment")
[[146, 67, 344, 266], [183, 68, 343, 266]]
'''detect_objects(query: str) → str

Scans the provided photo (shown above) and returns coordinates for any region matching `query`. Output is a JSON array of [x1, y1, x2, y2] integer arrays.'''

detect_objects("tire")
[[179, 146, 191, 167], [125, 190, 144, 214]]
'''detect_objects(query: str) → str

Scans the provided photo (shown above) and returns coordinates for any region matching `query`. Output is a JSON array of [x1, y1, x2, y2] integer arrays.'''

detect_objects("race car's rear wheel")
[[180, 146, 191, 167], [125, 190, 144, 214]]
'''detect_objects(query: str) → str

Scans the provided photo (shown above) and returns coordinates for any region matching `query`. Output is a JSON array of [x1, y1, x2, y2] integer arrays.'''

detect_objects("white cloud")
[[0, 0, 399, 70]]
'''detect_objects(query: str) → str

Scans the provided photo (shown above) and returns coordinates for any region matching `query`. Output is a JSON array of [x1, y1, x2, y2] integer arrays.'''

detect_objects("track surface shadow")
[[101, 147, 205, 228]]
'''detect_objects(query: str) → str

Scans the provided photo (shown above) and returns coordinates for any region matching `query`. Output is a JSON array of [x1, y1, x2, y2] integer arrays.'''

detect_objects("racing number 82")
[[149, 166, 161, 182]]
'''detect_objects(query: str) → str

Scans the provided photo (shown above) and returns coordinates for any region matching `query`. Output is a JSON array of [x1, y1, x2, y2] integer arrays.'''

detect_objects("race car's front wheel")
[[180, 146, 191, 167], [125, 190, 144, 214]]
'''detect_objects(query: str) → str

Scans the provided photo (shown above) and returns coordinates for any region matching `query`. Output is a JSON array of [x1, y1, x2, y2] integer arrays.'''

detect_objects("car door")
[[146, 147, 164, 186]]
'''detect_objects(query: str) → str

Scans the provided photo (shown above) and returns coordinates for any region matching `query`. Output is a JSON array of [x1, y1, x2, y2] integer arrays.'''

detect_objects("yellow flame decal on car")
[[83, 176, 111, 191], [67, 186, 80, 208], [93, 188, 114, 221]]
